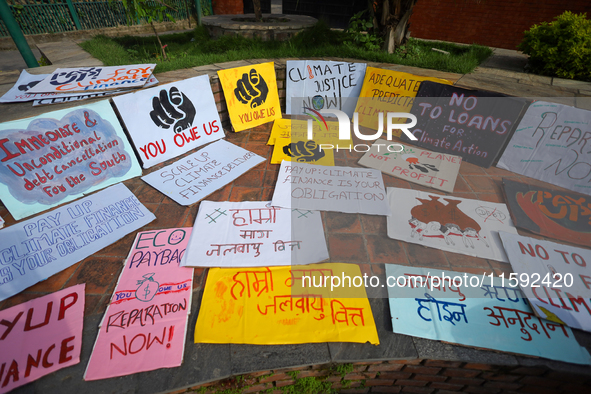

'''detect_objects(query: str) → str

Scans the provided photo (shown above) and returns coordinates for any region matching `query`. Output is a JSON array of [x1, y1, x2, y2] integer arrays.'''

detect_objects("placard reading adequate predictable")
[[85, 228, 193, 380], [141, 140, 265, 205], [27, 64, 155, 93], [272, 161, 390, 215], [218, 62, 281, 132], [386, 187, 518, 262], [0, 284, 85, 393], [181, 200, 328, 267], [0, 183, 156, 301], [354, 68, 451, 134], [286, 60, 366, 117], [401, 81, 527, 168], [502, 178, 591, 248], [112, 75, 224, 168], [499, 232, 591, 334], [497, 102, 591, 195], [194, 263, 379, 345], [358, 139, 461, 192], [0, 100, 142, 220], [385, 264, 590, 365]]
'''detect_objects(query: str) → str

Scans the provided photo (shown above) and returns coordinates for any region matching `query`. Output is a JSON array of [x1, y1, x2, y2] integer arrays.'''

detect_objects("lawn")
[[80, 23, 492, 75]]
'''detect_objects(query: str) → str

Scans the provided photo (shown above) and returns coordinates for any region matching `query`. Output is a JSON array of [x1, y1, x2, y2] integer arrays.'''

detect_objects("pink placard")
[[0, 284, 85, 393], [84, 228, 193, 381]]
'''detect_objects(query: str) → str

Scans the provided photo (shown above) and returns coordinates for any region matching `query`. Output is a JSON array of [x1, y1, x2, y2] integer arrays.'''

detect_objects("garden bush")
[[519, 11, 591, 81]]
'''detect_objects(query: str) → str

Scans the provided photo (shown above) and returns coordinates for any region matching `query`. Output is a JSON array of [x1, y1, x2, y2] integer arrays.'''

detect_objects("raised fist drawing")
[[150, 86, 196, 133], [234, 69, 269, 109], [18, 80, 40, 92], [283, 140, 326, 163]]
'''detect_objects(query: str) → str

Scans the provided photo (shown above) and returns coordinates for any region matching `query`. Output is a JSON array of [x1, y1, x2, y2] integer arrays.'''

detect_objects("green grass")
[[80, 22, 492, 75]]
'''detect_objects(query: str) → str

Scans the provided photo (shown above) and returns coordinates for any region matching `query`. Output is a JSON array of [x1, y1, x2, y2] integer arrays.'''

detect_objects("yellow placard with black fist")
[[218, 62, 281, 132], [271, 139, 335, 166]]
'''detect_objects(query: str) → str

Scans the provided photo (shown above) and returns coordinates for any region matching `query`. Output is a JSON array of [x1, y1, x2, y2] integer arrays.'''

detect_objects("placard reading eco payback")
[[85, 228, 193, 380], [218, 62, 281, 132], [0, 100, 142, 220], [181, 200, 328, 267], [497, 102, 591, 195], [358, 139, 461, 192], [401, 81, 526, 167], [141, 140, 265, 205], [0, 284, 85, 394], [0, 183, 156, 301], [386, 187, 518, 262], [502, 178, 591, 248], [27, 64, 155, 94], [286, 60, 366, 117], [112, 75, 224, 168], [272, 161, 390, 215], [194, 263, 379, 345], [385, 264, 590, 365], [354, 68, 451, 134], [499, 232, 591, 334]]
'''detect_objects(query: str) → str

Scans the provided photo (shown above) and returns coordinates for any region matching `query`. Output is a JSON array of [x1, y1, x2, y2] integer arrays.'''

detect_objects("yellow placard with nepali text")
[[218, 62, 281, 132], [355, 67, 452, 135], [195, 263, 379, 345]]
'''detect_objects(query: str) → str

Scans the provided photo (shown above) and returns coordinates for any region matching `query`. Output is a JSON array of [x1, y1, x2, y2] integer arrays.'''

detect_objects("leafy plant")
[[519, 11, 591, 81], [345, 11, 382, 51]]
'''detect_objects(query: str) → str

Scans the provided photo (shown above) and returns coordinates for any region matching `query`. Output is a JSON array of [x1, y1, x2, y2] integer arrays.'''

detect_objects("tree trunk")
[[151, 21, 168, 61], [377, 0, 417, 53], [253, 0, 262, 22]]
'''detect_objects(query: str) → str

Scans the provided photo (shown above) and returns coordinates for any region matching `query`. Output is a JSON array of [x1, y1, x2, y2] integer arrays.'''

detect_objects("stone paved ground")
[[0, 39, 591, 393]]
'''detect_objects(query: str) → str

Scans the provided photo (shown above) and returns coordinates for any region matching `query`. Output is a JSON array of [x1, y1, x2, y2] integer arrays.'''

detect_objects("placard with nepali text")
[[497, 102, 591, 195], [112, 75, 224, 168], [141, 140, 265, 205], [272, 161, 390, 215], [502, 178, 591, 248], [358, 139, 461, 192], [385, 264, 590, 365], [354, 67, 451, 135], [0, 183, 156, 301], [386, 187, 518, 262], [286, 60, 366, 117], [401, 81, 526, 167], [0, 284, 85, 393], [499, 232, 591, 334], [85, 228, 193, 380], [0, 100, 142, 220], [27, 64, 155, 94], [218, 62, 281, 132], [181, 200, 328, 267], [194, 263, 379, 344]]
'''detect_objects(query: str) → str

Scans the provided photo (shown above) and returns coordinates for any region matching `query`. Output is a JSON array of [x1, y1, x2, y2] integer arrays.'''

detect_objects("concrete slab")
[[0, 48, 42, 72], [213, 60, 251, 70], [553, 77, 591, 91], [413, 337, 520, 366], [479, 47, 528, 73]]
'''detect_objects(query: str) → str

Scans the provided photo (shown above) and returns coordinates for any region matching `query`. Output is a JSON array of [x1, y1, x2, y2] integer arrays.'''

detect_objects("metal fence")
[[0, 0, 212, 37]]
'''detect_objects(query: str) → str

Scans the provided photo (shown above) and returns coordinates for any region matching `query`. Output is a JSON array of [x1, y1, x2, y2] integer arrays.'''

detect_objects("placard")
[[0, 183, 156, 301], [141, 140, 265, 205], [27, 64, 155, 94], [271, 137, 335, 166], [502, 178, 591, 248], [386, 187, 518, 262], [267, 118, 352, 147], [85, 228, 193, 380], [112, 75, 224, 168], [0, 284, 85, 393], [272, 161, 390, 215], [401, 81, 527, 167], [385, 264, 590, 365], [286, 60, 366, 117], [218, 62, 281, 132], [354, 68, 451, 134], [194, 263, 379, 345], [497, 102, 591, 195], [0, 100, 143, 220], [181, 200, 328, 267], [499, 232, 591, 333], [358, 139, 461, 192]]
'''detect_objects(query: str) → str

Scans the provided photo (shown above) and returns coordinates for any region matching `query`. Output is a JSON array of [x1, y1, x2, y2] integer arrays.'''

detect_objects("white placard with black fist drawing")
[[112, 75, 225, 168]]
